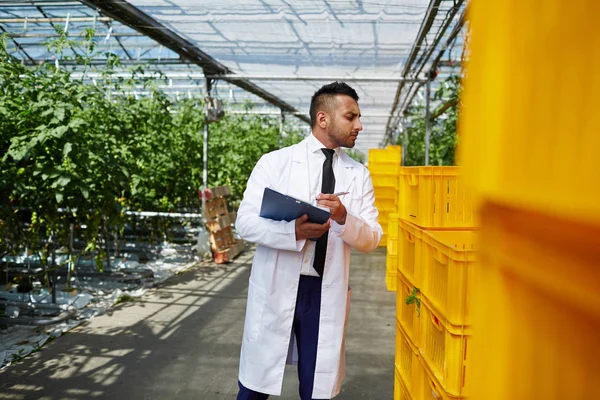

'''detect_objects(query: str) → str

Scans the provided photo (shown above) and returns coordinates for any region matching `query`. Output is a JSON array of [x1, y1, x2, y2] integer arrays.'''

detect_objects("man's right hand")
[[295, 214, 330, 241]]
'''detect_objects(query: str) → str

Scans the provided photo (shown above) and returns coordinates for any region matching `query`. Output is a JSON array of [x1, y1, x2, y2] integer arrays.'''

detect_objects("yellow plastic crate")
[[369, 162, 401, 176], [386, 270, 397, 292], [399, 167, 477, 229], [395, 323, 423, 400], [396, 273, 421, 348], [379, 211, 390, 224], [460, 0, 600, 225], [386, 254, 398, 292], [374, 185, 399, 201], [387, 254, 398, 273], [399, 219, 423, 288], [376, 198, 397, 213], [388, 237, 399, 256], [418, 354, 466, 400], [369, 147, 401, 164], [395, 366, 414, 400], [471, 203, 600, 400], [420, 299, 471, 398], [388, 213, 400, 238], [379, 233, 387, 247], [372, 175, 399, 187], [421, 230, 477, 326]]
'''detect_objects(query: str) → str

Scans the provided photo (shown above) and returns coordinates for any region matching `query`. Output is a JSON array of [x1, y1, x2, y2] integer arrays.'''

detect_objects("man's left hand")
[[317, 193, 347, 225]]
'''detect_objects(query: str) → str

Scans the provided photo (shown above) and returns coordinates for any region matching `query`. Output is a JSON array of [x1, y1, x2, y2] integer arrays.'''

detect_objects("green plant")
[[1, 28, 305, 268], [115, 294, 137, 304], [398, 75, 460, 166], [11, 349, 26, 363], [405, 286, 421, 316]]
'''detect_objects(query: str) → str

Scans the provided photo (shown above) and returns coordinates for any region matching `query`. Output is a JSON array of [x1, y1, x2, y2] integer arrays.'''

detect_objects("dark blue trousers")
[[237, 275, 328, 400]]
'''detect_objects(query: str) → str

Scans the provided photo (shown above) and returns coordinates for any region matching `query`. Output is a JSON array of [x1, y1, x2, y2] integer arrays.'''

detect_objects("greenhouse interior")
[[1, 0, 599, 399]]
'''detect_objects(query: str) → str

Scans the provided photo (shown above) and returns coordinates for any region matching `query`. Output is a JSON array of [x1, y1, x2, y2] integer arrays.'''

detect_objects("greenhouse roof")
[[0, 0, 465, 156]]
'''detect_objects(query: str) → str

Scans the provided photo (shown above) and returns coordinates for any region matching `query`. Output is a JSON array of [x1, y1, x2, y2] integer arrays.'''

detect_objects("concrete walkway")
[[0, 247, 395, 400]]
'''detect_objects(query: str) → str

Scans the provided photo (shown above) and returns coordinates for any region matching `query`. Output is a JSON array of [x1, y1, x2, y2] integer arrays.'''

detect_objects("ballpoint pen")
[[314, 192, 349, 204]]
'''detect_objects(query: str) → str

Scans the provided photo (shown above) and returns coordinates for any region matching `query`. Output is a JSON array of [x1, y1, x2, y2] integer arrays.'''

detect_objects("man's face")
[[327, 95, 363, 148]]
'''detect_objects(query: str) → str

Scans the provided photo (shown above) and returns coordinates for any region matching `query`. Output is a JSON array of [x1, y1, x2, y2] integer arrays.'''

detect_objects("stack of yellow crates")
[[385, 213, 400, 291], [393, 166, 476, 400], [368, 145, 402, 249], [367, 145, 402, 292], [459, 1, 600, 398]]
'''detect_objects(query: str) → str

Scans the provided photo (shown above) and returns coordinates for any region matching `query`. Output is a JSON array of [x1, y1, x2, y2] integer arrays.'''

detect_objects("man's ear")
[[317, 110, 328, 129]]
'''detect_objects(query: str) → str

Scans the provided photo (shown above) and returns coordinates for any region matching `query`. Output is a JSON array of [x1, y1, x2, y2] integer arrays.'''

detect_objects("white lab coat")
[[236, 137, 383, 399]]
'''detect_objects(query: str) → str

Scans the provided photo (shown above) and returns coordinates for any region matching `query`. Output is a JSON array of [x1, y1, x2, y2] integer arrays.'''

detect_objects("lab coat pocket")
[[244, 281, 267, 342], [345, 285, 352, 326]]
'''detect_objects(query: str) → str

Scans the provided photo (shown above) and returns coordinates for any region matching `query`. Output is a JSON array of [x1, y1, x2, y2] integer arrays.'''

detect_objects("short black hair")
[[309, 81, 359, 128]]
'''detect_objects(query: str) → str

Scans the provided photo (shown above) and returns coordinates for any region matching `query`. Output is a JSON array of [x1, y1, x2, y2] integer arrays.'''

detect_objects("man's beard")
[[328, 122, 354, 148]]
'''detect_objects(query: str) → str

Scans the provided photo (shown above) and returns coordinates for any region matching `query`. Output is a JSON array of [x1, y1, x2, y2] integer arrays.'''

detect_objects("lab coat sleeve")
[[235, 154, 307, 252], [330, 170, 383, 252]]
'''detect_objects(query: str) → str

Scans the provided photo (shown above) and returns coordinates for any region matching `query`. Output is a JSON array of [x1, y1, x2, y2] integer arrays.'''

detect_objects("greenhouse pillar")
[[400, 121, 406, 166], [425, 78, 431, 166], [202, 77, 212, 219], [279, 110, 285, 149]]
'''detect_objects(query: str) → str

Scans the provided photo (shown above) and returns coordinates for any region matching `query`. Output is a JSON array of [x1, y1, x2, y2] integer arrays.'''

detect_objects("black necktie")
[[313, 148, 336, 276]]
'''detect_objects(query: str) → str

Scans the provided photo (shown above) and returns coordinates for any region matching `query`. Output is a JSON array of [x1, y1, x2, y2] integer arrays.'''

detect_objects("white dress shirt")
[[299, 134, 340, 277]]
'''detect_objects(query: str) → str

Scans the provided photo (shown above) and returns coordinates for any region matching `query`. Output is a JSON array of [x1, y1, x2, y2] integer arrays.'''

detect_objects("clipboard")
[[259, 187, 331, 224]]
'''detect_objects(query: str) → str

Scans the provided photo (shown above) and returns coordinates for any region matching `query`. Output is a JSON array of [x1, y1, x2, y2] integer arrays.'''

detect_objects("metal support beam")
[[430, 8, 467, 73], [385, 0, 464, 142], [430, 98, 458, 121], [6, 32, 143, 38], [225, 110, 392, 118], [0, 17, 112, 23], [202, 77, 212, 221], [0, 2, 80, 7], [21, 57, 188, 66], [393, 8, 465, 130], [205, 75, 426, 83], [384, 0, 442, 137], [70, 71, 425, 82], [413, 0, 464, 80], [81, 0, 310, 124]]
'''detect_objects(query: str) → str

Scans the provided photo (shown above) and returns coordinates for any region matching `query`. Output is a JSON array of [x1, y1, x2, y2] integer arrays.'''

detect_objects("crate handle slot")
[[404, 174, 419, 186], [433, 248, 448, 265], [427, 377, 441, 399], [404, 231, 415, 243], [430, 313, 444, 332]]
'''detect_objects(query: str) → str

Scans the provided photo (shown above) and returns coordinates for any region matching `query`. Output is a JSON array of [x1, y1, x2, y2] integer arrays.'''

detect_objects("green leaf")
[[55, 193, 63, 203], [56, 176, 71, 187], [68, 118, 85, 130], [63, 142, 72, 158], [405, 287, 421, 316], [53, 125, 68, 138]]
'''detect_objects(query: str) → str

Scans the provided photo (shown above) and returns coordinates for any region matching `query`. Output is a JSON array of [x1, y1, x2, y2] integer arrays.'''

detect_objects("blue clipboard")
[[259, 187, 331, 224]]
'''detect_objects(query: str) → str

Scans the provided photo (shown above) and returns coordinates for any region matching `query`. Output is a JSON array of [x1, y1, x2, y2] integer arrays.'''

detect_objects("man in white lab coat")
[[235, 82, 383, 400]]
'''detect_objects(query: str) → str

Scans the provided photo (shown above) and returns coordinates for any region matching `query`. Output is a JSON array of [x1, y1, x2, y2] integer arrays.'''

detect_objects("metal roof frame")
[[0, 0, 467, 153], [385, 0, 465, 142], [80, 0, 310, 124]]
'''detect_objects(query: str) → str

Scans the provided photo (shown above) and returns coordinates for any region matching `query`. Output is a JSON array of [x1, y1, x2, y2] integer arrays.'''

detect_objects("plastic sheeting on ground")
[[0, 245, 208, 371]]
